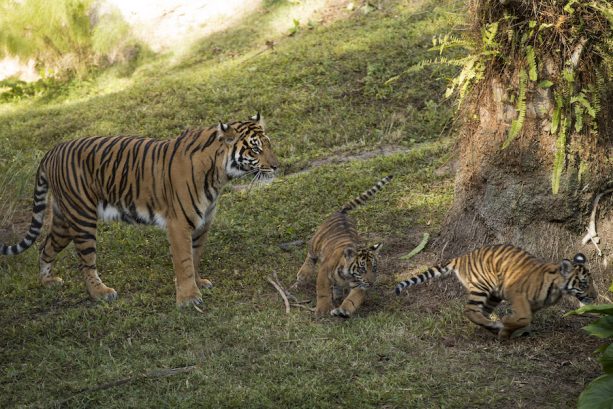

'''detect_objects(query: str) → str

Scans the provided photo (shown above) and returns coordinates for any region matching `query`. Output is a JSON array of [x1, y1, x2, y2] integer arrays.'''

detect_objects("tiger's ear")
[[250, 112, 265, 129], [370, 243, 383, 254], [217, 122, 237, 144], [573, 253, 586, 265], [560, 259, 573, 277]]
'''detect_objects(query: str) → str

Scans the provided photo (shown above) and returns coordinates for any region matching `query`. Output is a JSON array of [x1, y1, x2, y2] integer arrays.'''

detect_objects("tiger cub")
[[295, 175, 392, 318], [395, 244, 596, 339], [1, 114, 278, 307]]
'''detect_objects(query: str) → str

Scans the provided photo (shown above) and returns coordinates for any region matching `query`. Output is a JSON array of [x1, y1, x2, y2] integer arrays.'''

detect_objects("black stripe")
[[79, 247, 96, 256]]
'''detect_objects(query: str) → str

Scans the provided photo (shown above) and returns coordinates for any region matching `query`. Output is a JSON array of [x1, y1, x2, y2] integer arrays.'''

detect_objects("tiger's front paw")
[[176, 289, 203, 308], [331, 307, 350, 318]]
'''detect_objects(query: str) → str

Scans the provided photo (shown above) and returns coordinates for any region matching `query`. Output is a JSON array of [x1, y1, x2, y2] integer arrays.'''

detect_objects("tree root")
[[581, 188, 613, 257]]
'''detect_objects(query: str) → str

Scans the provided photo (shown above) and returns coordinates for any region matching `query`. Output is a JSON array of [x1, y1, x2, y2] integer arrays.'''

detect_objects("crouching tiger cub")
[[395, 244, 596, 339], [295, 175, 392, 318], [0, 113, 278, 307]]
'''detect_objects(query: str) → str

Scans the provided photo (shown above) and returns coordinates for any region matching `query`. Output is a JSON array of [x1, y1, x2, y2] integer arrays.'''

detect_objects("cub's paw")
[[315, 303, 333, 317], [196, 277, 213, 289], [330, 307, 350, 319], [510, 327, 533, 339], [290, 278, 307, 290]]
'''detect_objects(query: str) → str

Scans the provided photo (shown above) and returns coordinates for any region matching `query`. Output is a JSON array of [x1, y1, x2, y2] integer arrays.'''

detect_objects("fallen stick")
[[272, 270, 298, 302], [290, 303, 315, 312], [267, 276, 291, 314], [55, 364, 198, 406]]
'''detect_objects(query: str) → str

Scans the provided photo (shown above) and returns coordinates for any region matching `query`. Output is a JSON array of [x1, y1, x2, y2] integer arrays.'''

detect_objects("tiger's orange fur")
[[1, 113, 278, 307], [395, 244, 596, 339]]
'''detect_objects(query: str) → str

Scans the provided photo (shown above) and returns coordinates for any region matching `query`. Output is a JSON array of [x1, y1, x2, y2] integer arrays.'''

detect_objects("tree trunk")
[[439, 64, 613, 298]]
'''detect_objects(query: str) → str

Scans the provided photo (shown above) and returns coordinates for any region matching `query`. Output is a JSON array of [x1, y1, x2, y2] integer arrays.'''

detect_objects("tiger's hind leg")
[[499, 295, 532, 340], [331, 288, 366, 318], [38, 208, 71, 286], [72, 219, 117, 302], [464, 290, 503, 336]]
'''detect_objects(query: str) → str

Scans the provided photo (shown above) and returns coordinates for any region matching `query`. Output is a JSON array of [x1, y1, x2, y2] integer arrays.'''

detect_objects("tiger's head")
[[560, 253, 596, 304], [339, 243, 382, 289], [220, 113, 279, 182]]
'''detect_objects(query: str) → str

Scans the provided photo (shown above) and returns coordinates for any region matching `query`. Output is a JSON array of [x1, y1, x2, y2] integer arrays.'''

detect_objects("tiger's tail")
[[1, 167, 48, 256], [394, 264, 453, 295], [340, 175, 393, 213]]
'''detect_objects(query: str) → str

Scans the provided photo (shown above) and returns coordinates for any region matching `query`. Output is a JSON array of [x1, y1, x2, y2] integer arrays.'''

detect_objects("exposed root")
[[581, 188, 613, 257]]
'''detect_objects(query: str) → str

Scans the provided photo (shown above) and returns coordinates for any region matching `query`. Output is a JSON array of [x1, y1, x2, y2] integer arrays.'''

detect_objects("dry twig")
[[267, 275, 291, 314]]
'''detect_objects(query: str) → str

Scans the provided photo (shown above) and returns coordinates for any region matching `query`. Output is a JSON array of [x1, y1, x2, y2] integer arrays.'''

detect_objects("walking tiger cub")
[[295, 175, 392, 318], [0, 113, 279, 307], [395, 244, 596, 339]]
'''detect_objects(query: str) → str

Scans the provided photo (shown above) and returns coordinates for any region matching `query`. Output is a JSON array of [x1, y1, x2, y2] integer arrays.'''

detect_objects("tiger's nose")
[[271, 165, 278, 171]]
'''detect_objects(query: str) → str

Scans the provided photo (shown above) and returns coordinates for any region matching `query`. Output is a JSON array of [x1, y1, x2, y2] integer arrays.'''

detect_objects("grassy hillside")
[[0, 1, 601, 407]]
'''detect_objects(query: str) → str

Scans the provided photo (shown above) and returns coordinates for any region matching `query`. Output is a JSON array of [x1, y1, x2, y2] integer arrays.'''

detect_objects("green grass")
[[0, 1, 602, 407]]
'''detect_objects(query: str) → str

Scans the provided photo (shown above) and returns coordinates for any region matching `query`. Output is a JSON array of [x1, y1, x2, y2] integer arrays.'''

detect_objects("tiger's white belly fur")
[[96, 203, 167, 229]]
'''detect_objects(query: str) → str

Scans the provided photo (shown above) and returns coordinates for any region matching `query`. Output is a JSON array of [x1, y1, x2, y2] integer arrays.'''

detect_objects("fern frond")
[[526, 46, 537, 81], [502, 69, 528, 149]]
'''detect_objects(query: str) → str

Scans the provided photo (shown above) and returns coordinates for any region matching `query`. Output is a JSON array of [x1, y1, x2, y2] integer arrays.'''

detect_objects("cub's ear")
[[573, 253, 586, 265], [370, 243, 383, 254], [343, 247, 355, 260], [560, 259, 573, 277], [217, 122, 237, 144], [249, 112, 265, 129]]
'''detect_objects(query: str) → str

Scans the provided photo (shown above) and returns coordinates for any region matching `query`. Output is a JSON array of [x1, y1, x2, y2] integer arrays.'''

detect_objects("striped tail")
[[395, 265, 453, 295], [1, 168, 48, 256], [340, 175, 393, 213]]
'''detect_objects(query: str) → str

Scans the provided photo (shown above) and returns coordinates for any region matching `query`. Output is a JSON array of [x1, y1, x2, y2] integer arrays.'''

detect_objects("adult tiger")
[[1, 113, 278, 307], [295, 175, 392, 318], [395, 244, 596, 339]]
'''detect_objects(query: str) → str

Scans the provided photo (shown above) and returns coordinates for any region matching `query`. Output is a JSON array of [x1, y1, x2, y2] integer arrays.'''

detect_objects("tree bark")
[[439, 70, 613, 297]]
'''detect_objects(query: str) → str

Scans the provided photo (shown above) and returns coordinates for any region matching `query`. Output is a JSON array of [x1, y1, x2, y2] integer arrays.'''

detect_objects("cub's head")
[[220, 113, 279, 182], [560, 253, 596, 304], [339, 243, 382, 289]]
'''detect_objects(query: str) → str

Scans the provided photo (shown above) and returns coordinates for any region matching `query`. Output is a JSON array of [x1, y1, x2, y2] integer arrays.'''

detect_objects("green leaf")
[[567, 304, 613, 316], [502, 69, 527, 149], [578, 374, 613, 409], [551, 95, 562, 134], [400, 233, 430, 260], [583, 316, 613, 339], [601, 344, 613, 373], [538, 80, 553, 88]]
